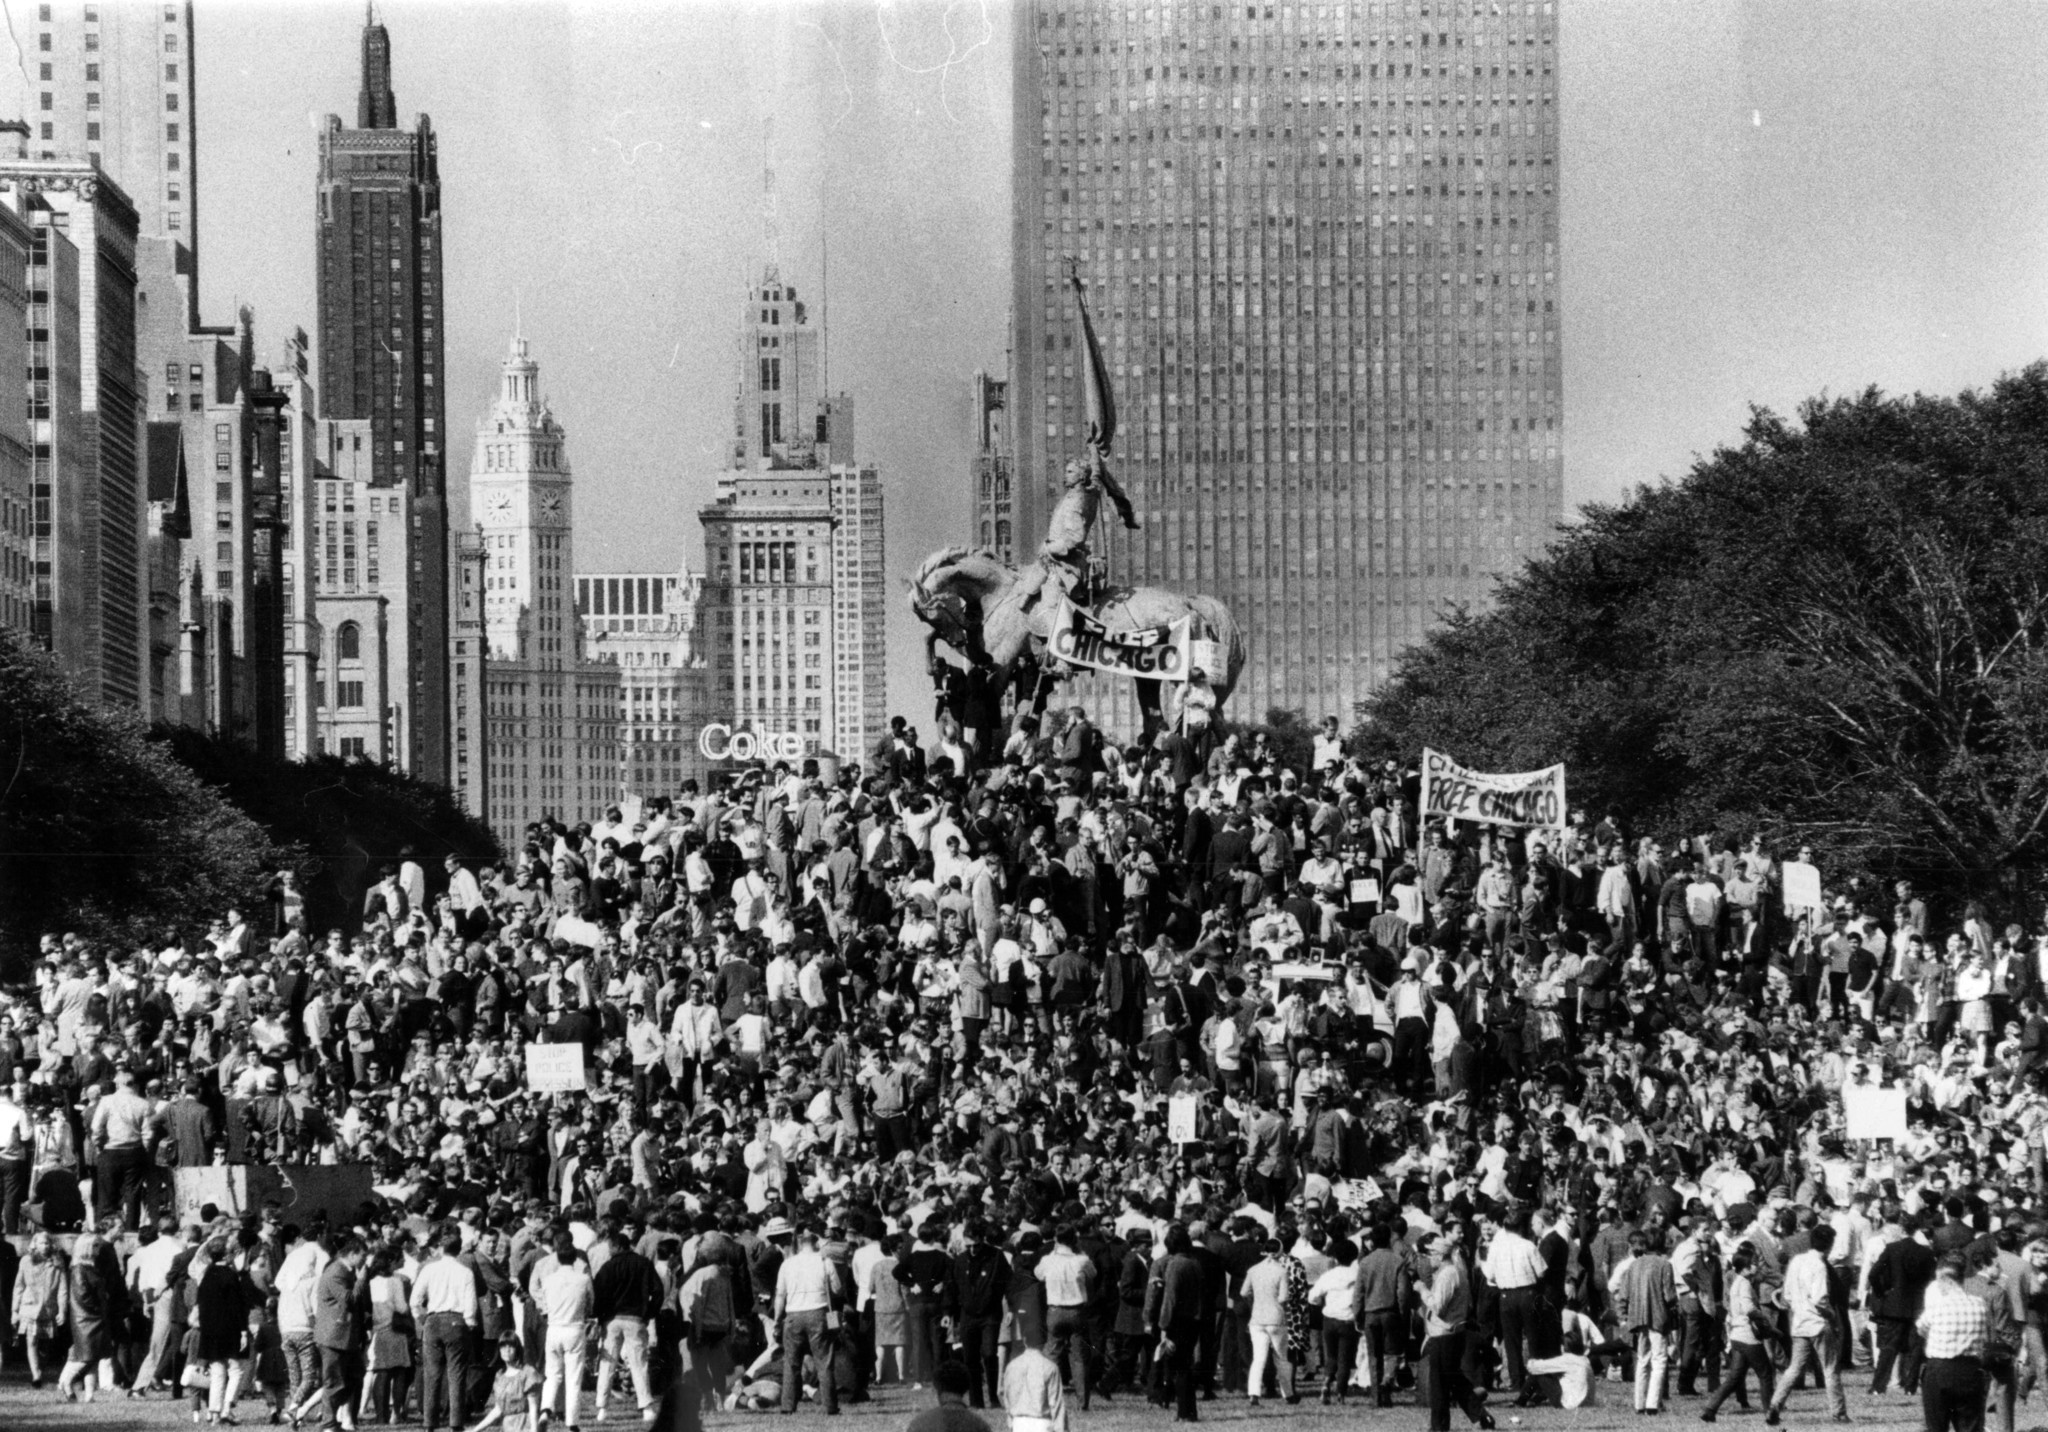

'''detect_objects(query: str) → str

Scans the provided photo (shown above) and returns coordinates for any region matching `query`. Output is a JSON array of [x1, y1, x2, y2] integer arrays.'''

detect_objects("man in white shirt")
[[772, 1227, 843, 1415], [539, 1238, 596, 1429], [411, 1228, 479, 1432], [128, 1215, 188, 1392], [1764, 1224, 1845, 1423], [1482, 1208, 1548, 1398], [273, 1224, 329, 1413]]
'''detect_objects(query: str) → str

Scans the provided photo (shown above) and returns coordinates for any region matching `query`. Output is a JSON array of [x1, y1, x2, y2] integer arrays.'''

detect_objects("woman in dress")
[[191, 1236, 251, 1425], [868, 1232, 907, 1385], [56, 1222, 126, 1402], [362, 1245, 415, 1425], [469, 1333, 543, 1432], [12, 1231, 68, 1387]]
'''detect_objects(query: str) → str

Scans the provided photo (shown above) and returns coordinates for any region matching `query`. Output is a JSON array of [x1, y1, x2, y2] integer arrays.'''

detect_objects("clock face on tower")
[[541, 491, 563, 520], [487, 491, 513, 519]]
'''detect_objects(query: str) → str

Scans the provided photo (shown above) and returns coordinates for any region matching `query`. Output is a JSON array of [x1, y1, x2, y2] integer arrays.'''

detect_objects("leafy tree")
[[1355, 365, 2048, 912], [0, 629, 281, 965], [158, 728, 501, 937]]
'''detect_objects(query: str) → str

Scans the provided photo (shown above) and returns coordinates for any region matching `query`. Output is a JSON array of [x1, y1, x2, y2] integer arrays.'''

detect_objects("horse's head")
[[908, 546, 1021, 665]]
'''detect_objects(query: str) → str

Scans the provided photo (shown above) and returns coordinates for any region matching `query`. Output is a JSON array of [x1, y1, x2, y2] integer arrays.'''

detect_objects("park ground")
[[0, 1374, 2009, 1432]]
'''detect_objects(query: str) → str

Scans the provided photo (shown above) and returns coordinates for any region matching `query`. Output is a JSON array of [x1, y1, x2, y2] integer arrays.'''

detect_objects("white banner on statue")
[[1844, 1085, 1908, 1142], [1419, 748, 1566, 830], [1049, 600, 1192, 681], [1167, 1094, 1200, 1143]]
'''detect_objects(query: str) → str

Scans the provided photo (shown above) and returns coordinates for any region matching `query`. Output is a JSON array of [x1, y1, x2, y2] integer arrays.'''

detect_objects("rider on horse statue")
[[1017, 444, 1139, 613]]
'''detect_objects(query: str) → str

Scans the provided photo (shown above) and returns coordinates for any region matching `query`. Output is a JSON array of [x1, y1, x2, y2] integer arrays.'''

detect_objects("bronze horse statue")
[[907, 546, 1247, 741]]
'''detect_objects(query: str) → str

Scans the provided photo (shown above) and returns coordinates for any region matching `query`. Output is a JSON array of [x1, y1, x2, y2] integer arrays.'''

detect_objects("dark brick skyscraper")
[[315, 12, 449, 782]]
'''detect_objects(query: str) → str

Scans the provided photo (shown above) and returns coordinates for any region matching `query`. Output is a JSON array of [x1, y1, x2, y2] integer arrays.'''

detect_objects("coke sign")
[[698, 722, 806, 763]]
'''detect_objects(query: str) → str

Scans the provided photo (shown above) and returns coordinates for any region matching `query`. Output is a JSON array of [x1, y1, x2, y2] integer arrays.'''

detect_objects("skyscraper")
[[316, 12, 449, 782], [469, 336, 619, 844], [5, 1, 199, 281], [968, 365, 1016, 563], [699, 264, 887, 768], [1010, 0, 1561, 726], [0, 147, 145, 711]]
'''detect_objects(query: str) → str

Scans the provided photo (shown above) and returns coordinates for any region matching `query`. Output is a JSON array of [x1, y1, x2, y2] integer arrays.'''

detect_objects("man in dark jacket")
[[1868, 1210, 1938, 1395], [593, 1228, 665, 1419], [307, 1238, 368, 1431], [946, 1220, 1012, 1409]]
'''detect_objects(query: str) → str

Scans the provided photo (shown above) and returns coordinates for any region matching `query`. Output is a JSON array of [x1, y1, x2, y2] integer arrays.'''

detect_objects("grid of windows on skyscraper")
[[1013, 0, 1562, 726]]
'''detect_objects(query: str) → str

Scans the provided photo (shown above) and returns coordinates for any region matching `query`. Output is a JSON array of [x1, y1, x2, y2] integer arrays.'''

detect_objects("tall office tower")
[[317, 11, 449, 782], [273, 331, 322, 763], [8, 0, 198, 285], [699, 264, 884, 766], [828, 464, 887, 763], [450, 528, 487, 820], [469, 336, 619, 845], [1011, 0, 1562, 727], [969, 366, 1015, 562], [0, 203, 34, 642], [0, 147, 145, 710], [578, 566, 710, 798]]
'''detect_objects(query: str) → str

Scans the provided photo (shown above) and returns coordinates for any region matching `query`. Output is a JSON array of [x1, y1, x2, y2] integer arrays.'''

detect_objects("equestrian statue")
[[910, 258, 1247, 748]]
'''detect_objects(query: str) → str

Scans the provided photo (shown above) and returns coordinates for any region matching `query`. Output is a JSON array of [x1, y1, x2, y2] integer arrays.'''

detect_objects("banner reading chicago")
[[1050, 600, 1191, 680], [1420, 748, 1567, 829]]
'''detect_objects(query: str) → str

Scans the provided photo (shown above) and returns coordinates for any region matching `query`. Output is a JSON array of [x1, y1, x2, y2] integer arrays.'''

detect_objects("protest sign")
[[526, 1044, 587, 1094], [1782, 861, 1823, 915], [1844, 1085, 1907, 1142], [1419, 748, 1566, 830], [1332, 1177, 1385, 1212], [1167, 1094, 1200, 1144], [1349, 877, 1382, 906], [1050, 600, 1191, 681], [1270, 961, 1338, 984], [553, 914, 602, 949], [1189, 638, 1225, 677]]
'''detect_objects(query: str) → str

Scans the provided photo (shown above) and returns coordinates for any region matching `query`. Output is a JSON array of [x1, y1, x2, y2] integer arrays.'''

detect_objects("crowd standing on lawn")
[[8, 704, 2048, 1432]]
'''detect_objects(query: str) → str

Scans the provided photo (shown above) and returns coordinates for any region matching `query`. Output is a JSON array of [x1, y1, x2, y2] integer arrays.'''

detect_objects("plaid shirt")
[[1916, 1277, 1989, 1360]]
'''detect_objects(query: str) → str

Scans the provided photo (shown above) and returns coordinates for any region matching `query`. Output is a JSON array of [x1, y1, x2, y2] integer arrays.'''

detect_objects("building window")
[[339, 736, 366, 759], [165, 123, 178, 140], [37, 93, 49, 110], [215, 540, 231, 562], [336, 621, 361, 660], [164, 92, 178, 111], [85, 123, 98, 141], [338, 680, 365, 709]]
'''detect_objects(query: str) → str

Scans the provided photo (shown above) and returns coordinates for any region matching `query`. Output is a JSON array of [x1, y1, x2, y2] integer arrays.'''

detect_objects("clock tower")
[[470, 336, 575, 668]]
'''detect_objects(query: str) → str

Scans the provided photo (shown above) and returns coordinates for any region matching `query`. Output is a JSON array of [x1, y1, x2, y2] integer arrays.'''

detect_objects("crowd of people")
[[7, 699, 2048, 1432]]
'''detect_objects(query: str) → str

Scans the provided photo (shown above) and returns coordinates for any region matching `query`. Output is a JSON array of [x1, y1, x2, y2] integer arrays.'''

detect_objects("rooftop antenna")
[[761, 116, 779, 277]]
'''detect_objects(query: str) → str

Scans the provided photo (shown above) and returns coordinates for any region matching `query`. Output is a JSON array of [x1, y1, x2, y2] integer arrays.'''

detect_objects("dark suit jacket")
[[313, 1259, 361, 1350], [1868, 1237, 1937, 1321]]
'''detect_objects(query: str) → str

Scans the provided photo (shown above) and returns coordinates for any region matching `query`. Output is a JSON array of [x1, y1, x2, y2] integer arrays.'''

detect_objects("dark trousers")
[[1422, 1331, 1490, 1432], [779, 1310, 837, 1414], [419, 1312, 470, 1430], [0, 1155, 27, 1233], [1679, 1299, 1723, 1393], [316, 1343, 361, 1428], [1497, 1286, 1537, 1391], [1046, 1305, 1092, 1406], [957, 1319, 1000, 1408], [95, 1144, 148, 1227], [1394, 1017, 1430, 1088], [902, 1295, 944, 1385], [874, 1114, 914, 1163], [1703, 1340, 1773, 1414], [1872, 1315, 1923, 1393], [1162, 1317, 1202, 1420], [1107, 1330, 1155, 1400], [1320, 1320, 1359, 1399], [1921, 1356, 1987, 1432], [1363, 1308, 1404, 1399]]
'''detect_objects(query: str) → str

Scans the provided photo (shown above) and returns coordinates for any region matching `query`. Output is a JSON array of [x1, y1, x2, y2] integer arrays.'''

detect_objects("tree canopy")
[[1354, 364, 2048, 907], [159, 728, 500, 938], [0, 629, 280, 963]]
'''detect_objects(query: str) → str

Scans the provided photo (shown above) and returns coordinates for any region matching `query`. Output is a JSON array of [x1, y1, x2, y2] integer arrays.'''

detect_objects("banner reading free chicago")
[[1420, 747, 1567, 830]]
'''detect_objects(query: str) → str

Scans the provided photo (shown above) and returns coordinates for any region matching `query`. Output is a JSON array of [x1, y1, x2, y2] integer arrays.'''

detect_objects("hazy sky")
[[186, 0, 2048, 726]]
